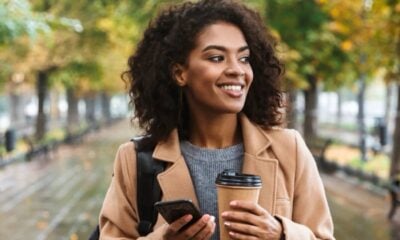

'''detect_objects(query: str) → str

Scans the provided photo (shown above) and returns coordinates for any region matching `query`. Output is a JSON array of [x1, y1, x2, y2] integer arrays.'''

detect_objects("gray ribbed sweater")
[[180, 141, 243, 240]]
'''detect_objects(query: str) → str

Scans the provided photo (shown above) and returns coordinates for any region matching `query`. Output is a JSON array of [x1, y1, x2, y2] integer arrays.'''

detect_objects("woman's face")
[[175, 21, 253, 116]]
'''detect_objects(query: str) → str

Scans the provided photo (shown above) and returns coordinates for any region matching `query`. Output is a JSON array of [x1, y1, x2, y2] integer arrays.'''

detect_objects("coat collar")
[[239, 114, 272, 157], [152, 114, 272, 162]]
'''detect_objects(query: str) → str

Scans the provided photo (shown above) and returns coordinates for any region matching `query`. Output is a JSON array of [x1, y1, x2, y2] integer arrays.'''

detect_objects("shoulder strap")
[[131, 137, 165, 236]]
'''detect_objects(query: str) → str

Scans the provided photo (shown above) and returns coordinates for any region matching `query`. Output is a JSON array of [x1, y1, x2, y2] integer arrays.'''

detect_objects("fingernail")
[[230, 201, 237, 206], [221, 212, 228, 217], [185, 215, 193, 221], [202, 214, 210, 222], [210, 216, 215, 222], [224, 221, 230, 226]]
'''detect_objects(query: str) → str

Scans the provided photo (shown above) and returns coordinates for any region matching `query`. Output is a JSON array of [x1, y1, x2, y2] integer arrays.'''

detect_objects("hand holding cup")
[[221, 200, 283, 240], [215, 170, 263, 240]]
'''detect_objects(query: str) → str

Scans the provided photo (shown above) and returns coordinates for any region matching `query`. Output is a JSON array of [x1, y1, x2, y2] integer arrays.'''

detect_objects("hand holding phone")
[[154, 199, 202, 229]]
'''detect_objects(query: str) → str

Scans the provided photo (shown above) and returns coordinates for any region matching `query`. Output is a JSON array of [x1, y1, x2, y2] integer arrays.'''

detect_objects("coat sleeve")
[[276, 131, 335, 240], [99, 142, 167, 240]]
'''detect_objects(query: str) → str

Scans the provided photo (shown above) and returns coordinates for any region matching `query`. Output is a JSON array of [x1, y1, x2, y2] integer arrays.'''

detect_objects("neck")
[[188, 112, 241, 149]]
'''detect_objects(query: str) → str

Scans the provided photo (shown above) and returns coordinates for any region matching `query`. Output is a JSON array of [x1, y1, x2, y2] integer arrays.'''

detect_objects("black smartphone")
[[154, 199, 202, 228]]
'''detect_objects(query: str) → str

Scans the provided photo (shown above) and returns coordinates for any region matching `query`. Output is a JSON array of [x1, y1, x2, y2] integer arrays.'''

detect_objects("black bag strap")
[[132, 137, 165, 236], [88, 137, 164, 240]]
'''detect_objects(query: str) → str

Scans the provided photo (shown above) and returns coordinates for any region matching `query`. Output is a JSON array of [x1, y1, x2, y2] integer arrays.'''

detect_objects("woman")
[[99, 0, 335, 239]]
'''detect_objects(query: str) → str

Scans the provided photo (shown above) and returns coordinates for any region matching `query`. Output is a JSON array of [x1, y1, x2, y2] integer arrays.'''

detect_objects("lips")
[[218, 84, 244, 98]]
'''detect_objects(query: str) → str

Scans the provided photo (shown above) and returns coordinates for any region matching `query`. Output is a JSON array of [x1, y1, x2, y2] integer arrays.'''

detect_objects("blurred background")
[[0, 0, 400, 239]]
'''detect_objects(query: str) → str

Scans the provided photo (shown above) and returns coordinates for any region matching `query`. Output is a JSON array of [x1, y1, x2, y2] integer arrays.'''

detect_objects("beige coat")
[[99, 115, 335, 239]]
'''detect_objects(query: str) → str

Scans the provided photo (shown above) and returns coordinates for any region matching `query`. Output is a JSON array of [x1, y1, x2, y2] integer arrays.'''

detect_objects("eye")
[[208, 55, 224, 62], [239, 56, 250, 64]]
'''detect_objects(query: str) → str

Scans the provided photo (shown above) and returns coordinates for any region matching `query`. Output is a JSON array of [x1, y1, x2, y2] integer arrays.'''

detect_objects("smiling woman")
[[173, 22, 253, 128], [98, 0, 335, 240]]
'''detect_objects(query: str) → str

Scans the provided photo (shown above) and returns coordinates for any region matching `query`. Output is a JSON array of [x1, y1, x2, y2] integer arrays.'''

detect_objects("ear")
[[172, 64, 187, 87]]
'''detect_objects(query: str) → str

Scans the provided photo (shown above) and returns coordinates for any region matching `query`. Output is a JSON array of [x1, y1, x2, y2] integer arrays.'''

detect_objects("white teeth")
[[220, 85, 242, 91]]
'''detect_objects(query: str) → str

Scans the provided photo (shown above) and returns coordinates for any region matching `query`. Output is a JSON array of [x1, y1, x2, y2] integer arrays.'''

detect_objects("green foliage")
[[50, 60, 103, 93], [41, 127, 65, 144], [267, 0, 328, 42], [0, 63, 11, 90], [0, 0, 82, 45], [319, 0, 400, 86], [379, 0, 400, 83], [0, 0, 50, 45], [266, 0, 353, 91], [0, 0, 84, 95], [348, 153, 390, 178]]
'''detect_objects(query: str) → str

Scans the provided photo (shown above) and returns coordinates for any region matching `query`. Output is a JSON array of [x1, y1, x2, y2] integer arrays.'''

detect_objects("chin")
[[218, 105, 245, 114]]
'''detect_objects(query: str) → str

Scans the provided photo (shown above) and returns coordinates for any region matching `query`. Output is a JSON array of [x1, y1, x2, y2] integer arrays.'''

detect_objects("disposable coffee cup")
[[215, 170, 262, 240]]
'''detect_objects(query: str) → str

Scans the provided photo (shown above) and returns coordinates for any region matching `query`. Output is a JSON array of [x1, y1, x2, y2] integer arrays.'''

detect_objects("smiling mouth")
[[218, 84, 243, 91], [218, 84, 245, 98]]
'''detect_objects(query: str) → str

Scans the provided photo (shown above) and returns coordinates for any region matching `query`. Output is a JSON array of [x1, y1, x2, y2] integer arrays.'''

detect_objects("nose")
[[224, 60, 245, 77]]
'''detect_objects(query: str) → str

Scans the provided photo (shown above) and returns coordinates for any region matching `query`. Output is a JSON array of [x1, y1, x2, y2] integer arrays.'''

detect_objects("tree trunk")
[[84, 94, 96, 124], [101, 91, 111, 123], [9, 92, 23, 127], [9, 73, 26, 128], [336, 88, 343, 126], [50, 90, 60, 122], [35, 70, 49, 140], [287, 90, 298, 129], [303, 75, 318, 144], [357, 75, 368, 162], [390, 83, 400, 177], [66, 87, 80, 134], [385, 83, 395, 147], [385, 83, 393, 124]]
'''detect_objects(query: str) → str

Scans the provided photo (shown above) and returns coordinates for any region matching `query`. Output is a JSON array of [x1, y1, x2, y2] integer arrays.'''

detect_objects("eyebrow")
[[202, 45, 249, 53]]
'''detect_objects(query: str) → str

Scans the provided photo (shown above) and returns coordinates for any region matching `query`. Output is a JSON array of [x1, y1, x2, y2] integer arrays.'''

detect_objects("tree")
[[266, 0, 351, 144], [50, 61, 102, 133], [2, 0, 181, 140], [319, 0, 400, 169], [0, 0, 83, 140], [382, 0, 400, 178]]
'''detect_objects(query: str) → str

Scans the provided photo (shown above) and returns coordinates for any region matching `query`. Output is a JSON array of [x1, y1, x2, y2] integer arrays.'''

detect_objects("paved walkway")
[[0, 120, 140, 240], [0, 120, 398, 239], [323, 173, 399, 239]]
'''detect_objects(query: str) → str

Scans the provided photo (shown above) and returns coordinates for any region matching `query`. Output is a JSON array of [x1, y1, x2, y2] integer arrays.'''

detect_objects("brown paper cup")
[[216, 184, 261, 240]]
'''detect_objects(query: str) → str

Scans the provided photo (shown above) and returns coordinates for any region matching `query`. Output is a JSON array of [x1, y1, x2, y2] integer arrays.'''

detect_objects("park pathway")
[[0, 119, 398, 240]]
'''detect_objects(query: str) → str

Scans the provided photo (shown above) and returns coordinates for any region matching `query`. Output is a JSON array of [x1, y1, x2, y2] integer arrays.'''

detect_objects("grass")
[[3, 123, 90, 158], [325, 143, 390, 179]]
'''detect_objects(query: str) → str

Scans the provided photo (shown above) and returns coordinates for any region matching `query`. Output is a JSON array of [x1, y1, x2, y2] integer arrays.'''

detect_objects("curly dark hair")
[[123, 0, 285, 147]]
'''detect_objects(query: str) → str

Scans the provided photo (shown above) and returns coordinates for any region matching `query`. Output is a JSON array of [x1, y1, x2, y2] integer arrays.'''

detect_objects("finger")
[[165, 214, 193, 235], [224, 221, 260, 238], [204, 220, 217, 240], [221, 210, 261, 226], [228, 230, 258, 240], [225, 215, 284, 240], [196, 216, 216, 240], [230, 200, 267, 216], [179, 214, 211, 239]]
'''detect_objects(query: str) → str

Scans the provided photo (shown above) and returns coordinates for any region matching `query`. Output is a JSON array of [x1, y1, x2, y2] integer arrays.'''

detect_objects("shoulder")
[[262, 127, 302, 151], [264, 127, 298, 142], [262, 127, 312, 164], [115, 141, 137, 166], [263, 127, 308, 147], [118, 141, 136, 155], [112, 141, 137, 191]]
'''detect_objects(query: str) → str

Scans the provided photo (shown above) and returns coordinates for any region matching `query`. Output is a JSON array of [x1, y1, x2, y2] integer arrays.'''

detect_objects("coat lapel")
[[240, 115, 279, 214], [152, 129, 199, 208]]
